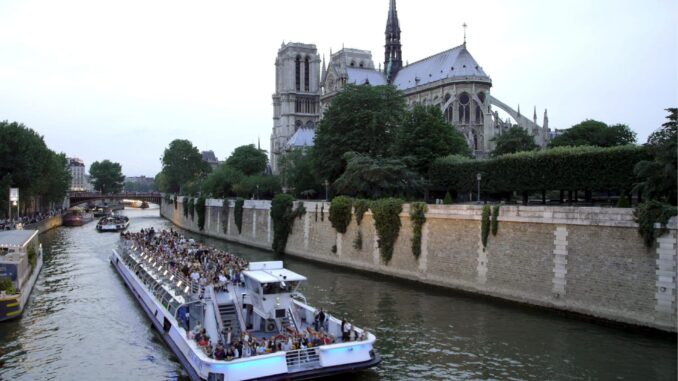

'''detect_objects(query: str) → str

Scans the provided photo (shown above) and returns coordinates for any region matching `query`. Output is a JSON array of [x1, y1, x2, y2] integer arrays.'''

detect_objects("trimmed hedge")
[[372, 198, 403, 264], [234, 198, 245, 234], [329, 196, 353, 234], [196, 197, 206, 231], [430, 145, 651, 194]]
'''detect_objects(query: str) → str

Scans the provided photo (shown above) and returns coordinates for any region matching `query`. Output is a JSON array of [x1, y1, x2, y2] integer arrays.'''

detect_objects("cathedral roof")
[[286, 127, 315, 149], [392, 44, 490, 90], [346, 67, 387, 86]]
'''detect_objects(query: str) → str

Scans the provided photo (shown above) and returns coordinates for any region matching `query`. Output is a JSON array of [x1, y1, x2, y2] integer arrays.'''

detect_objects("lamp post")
[[324, 180, 329, 202], [476, 173, 482, 204]]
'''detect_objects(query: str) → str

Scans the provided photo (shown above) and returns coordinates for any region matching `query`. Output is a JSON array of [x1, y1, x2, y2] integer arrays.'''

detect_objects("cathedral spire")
[[533, 106, 537, 124], [384, 0, 402, 84]]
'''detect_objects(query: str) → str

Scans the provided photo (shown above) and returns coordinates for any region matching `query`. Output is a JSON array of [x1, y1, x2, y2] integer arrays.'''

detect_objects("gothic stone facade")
[[270, 0, 550, 173]]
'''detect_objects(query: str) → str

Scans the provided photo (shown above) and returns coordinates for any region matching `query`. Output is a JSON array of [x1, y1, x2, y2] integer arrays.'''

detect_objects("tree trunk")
[[522, 191, 529, 205], [559, 190, 564, 204], [542, 190, 546, 204]]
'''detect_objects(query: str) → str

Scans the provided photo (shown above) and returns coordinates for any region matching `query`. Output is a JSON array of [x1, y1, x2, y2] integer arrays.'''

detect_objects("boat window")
[[262, 282, 290, 294]]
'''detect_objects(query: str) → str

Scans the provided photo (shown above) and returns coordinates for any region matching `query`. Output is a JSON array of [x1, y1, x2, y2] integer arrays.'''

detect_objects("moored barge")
[[0, 230, 43, 321]]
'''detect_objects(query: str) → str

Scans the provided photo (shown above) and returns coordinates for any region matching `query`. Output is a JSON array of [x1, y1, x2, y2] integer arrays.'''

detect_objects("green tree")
[[233, 174, 281, 199], [313, 85, 406, 182], [549, 119, 636, 148], [0, 121, 71, 216], [279, 149, 320, 197], [333, 152, 423, 199], [161, 139, 211, 193], [89, 160, 125, 194], [633, 108, 677, 205], [225, 145, 268, 176], [201, 164, 245, 198], [491, 126, 539, 157], [392, 105, 470, 175]]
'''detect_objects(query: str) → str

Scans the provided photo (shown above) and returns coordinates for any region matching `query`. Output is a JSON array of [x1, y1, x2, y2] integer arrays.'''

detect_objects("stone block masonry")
[[162, 198, 677, 332]]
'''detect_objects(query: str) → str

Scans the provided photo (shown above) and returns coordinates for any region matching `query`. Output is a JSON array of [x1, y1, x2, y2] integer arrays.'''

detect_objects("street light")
[[324, 180, 329, 202], [476, 173, 482, 204]]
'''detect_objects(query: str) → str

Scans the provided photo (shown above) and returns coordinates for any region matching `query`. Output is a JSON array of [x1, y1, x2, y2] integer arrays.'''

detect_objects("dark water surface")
[[0, 208, 675, 380]]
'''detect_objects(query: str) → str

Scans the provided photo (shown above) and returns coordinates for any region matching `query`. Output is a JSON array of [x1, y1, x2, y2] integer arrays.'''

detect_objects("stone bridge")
[[69, 192, 162, 207]]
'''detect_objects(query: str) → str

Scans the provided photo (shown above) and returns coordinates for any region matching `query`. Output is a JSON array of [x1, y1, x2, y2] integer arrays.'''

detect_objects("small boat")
[[96, 215, 130, 232], [62, 209, 94, 227], [93, 206, 112, 218], [111, 232, 380, 381], [0, 230, 43, 321]]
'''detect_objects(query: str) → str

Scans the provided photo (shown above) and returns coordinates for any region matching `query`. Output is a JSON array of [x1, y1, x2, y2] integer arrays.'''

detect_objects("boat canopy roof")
[[0, 230, 38, 249], [243, 261, 307, 284]]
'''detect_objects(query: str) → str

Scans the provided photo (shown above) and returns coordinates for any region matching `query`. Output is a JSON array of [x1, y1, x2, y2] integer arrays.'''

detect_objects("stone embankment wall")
[[26, 215, 63, 234], [161, 198, 677, 332]]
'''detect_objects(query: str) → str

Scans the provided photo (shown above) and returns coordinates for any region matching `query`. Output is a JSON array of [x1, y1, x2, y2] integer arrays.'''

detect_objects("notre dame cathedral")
[[270, 0, 551, 174]]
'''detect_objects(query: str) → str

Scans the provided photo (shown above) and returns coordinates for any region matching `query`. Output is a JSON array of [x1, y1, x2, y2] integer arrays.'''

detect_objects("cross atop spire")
[[463, 22, 468, 46]]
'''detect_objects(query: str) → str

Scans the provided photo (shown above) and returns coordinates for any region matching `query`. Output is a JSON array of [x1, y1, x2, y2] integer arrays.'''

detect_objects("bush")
[[616, 192, 631, 208], [353, 199, 371, 226], [188, 198, 195, 220], [182, 197, 189, 218], [633, 200, 677, 247], [234, 198, 245, 234], [329, 196, 353, 234], [196, 197, 206, 231], [353, 230, 363, 251], [481, 205, 491, 248], [443, 191, 453, 205], [409, 202, 427, 259], [28, 245, 37, 268], [270, 195, 305, 255], [372, 198, 404, 264]]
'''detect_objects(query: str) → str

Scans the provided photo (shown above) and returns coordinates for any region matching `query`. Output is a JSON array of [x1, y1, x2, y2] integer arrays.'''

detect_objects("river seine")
[[0, 208, 675, 380]]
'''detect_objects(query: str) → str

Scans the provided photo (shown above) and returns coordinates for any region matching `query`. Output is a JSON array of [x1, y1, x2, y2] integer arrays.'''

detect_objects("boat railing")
[[285, 347, 321, 371], [288, 306, 301, 333], [206, 285, 227, 344], [227, 283, 247, 334]]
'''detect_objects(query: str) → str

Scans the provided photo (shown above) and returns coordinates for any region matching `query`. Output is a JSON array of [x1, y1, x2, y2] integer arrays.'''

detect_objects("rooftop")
[[0, 230, 38, 249]]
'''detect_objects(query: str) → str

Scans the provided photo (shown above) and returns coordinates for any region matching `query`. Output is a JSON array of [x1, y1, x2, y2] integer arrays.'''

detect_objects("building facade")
[[67, 158, 86, 192], [270, 0, 551, 172]]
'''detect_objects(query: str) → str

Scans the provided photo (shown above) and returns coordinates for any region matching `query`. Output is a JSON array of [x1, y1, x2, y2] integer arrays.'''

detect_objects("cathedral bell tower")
[[384, 0, 402, 84]]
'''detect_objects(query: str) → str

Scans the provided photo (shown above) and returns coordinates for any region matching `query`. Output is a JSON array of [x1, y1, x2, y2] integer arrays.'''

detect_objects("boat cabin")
[[0, 230, 40, 293]]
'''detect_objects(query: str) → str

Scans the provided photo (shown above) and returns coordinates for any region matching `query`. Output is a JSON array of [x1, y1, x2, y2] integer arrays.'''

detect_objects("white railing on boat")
[[227, 283, 247, 332], [285, 347, 321, 371]]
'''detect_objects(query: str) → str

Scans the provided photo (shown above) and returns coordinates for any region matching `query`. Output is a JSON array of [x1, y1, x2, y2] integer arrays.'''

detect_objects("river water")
[[0, 208, 675, 380]]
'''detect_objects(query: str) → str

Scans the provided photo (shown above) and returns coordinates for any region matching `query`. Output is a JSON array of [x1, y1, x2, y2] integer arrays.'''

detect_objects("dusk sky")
[[0, 0, 676, 177]]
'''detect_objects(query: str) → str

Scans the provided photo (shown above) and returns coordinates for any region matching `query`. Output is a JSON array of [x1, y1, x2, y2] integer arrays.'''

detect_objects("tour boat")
[[110, 238, 380, 381], [96, 215, 130, 232], [0, 230, 43, 321], [62, 209, 94, 227]]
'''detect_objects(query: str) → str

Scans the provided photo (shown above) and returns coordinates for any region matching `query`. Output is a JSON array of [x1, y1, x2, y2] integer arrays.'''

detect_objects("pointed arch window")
[[295, 56, 301, 91], [304, 56, 310, 92]]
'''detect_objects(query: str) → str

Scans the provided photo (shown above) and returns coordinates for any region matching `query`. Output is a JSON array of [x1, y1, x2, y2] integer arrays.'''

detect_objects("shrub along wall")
[[429, 145, 651, 195]]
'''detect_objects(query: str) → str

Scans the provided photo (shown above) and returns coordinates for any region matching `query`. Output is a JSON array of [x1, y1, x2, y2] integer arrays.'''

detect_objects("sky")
[[0, 0, 676, 177]]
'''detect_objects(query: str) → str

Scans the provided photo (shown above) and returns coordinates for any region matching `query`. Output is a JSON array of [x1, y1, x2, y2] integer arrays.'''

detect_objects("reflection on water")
[[0, 208, 675, 380]]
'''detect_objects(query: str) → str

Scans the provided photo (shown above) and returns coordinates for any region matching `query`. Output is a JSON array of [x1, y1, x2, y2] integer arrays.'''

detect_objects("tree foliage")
[[279, 149, 320, 198], [225, 144, 268, 176], [232, 174, 281, 199], [633, 108, 677, 205], [234, 198, 244, 234], [333, 152, 424, 199], [313, 85, 406, 182], [161, 139, 211, 193], [0, 121, 71, 216], [392, 105, 470, 175], [549, 119, 636, 148], [201, 164, 244, 198], [196, 197, 206, 230], [89, 160, 125, 194], [491, 126, 538, 157], [633, 200, 677, 247]]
